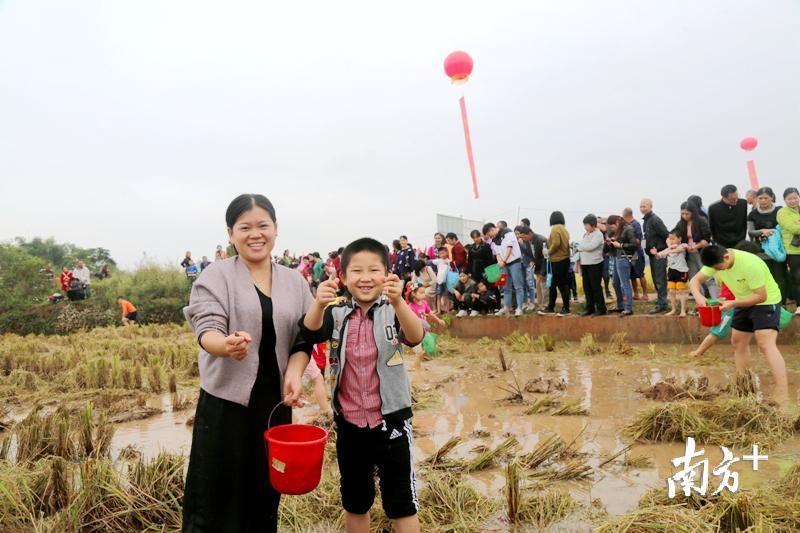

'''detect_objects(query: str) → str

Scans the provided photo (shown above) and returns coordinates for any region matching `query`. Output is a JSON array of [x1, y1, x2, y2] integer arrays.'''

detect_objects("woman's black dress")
[[182, 289, 300, 533]]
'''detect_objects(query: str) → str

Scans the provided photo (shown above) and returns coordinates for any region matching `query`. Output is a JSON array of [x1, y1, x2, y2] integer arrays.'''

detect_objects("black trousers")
[[787, 256, 800, 304], [182, 389, 291, 533], [764, 258, 787, 305], [547, 259, 571, 312], [581, 263, 607, 314]]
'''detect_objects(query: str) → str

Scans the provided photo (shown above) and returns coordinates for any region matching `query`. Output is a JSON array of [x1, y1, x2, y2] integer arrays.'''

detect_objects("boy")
[[469, 280, 500, 316], [453, 271, 477, 317], [300, 238, 424, 533], [117, 297, 137, 326], [652, 229, 689, 316], [689, 245, 788, 406]]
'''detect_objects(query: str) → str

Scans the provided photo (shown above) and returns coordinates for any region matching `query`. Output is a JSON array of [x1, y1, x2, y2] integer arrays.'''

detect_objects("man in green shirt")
[[689, 245, 788, 407]]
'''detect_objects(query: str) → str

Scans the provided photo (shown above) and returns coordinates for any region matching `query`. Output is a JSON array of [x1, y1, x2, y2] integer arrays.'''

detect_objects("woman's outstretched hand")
[[224, 331, 251, 360]]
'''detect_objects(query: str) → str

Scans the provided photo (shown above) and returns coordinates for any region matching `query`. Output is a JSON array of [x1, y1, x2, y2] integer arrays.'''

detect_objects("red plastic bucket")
[[264, 424, 329, 495], [494, 274, 508, 287], [697, 305, 722, 327]]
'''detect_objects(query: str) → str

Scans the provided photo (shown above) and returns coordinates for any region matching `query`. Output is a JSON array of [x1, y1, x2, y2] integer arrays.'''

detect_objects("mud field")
[[1, 325, 799, 531]]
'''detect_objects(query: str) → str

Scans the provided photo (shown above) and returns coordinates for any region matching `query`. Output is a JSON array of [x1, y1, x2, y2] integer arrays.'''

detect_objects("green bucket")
[[484, 264, 501, 283], [779, 307, 793, 330]]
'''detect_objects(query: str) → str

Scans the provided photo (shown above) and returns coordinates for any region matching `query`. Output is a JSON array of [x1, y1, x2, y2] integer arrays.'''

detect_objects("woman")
[[183, 194, 313, 532], [674, 201, 711, 284], [411, 259, 438, 307], [427, 232, 447, 261], [748, 186, 786, 303], [539, 211, 571, 316], [577, 214, 607, 316], [606, 215, 638, 316], [777, 187, 800, 313], [394, 235, 417, 283], [466, 229, 495, 282]]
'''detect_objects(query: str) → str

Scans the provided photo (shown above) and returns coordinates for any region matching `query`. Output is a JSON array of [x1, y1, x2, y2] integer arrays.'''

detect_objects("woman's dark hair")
[[784, 187, 800, 199], [225, 194, 276, 228], [687, 195, 703, 208], [413, 259, 428, 276], [341, 237, 390, 274], [521, 218, 531, 227], [445, 232, 458, 241], [755, 187, 776, 202], [680, 201, 699, 219], [733, 240, 761, 254], [433, 232, 445, 242], [549, 211, 565, 226], [469, 229, 481, 239], [392, 239, 401, 251], [582, 214, 598, 227]]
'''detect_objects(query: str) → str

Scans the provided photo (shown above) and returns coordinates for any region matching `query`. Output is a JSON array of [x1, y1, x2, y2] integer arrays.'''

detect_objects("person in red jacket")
[[59, 266, 73, 292], [446, 233, 467, 271]]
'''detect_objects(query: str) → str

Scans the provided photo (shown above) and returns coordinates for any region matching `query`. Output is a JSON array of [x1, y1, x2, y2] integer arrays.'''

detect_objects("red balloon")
[[740, 137, 758, 151], [444, 51, 473, 82]]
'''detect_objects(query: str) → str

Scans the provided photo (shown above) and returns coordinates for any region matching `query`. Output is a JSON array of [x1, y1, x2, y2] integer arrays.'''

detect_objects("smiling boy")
[[300, 237, 424, 533], [688, 245, 788, 406]]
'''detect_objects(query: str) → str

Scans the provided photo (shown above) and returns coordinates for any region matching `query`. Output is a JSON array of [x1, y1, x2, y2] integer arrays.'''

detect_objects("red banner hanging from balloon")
[[459, 96, 479, 199], [746, 160, 759, 190]]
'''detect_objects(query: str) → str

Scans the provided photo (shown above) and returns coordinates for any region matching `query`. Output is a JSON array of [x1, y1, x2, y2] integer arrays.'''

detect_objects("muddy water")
[[111, 343, 800, 519]]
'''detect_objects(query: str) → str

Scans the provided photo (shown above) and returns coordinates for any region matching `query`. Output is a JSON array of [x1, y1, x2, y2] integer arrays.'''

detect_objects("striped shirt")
[[339, 306, 383, 429]]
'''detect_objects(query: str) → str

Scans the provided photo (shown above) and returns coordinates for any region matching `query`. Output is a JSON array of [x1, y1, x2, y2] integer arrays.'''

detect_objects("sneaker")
[[795, 307, 800, 316], [515, 308, 524, 317], [609, 308, 623, 314], [648, 307, 668, 315], [456, 310, 468, 318], [495, 309, 509, 316], [469, 310, 479, 317], [538, 309, 555, 316], [621, 310, 633, 317], [580, 310, 594, 317], [556, 309, 570, 317]]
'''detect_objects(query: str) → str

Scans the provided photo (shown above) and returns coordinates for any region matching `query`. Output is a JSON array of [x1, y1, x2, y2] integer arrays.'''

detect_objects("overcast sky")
[[1, 1, 799, 269]]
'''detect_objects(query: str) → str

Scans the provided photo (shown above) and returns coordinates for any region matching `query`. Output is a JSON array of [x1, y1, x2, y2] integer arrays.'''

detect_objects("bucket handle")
[[267, 398, 311, 430]]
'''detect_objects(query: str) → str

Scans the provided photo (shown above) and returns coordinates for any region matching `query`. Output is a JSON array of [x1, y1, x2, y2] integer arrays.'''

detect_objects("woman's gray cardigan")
[[184, 256, 314, 407]]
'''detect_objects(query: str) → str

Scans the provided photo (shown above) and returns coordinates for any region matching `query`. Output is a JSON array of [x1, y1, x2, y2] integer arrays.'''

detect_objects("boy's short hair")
[[445, 232, 458, 241], [700, 245, 727, 267], [582, 214, 597, 227], [437, 247, 448, 254], [669, 228, 683, 238], [482, 222, 496, 236], [341, 238, 390, 274]]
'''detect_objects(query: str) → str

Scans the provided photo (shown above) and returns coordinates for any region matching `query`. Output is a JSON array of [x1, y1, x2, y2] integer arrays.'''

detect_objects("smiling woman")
[[182, 193, 315, 533]]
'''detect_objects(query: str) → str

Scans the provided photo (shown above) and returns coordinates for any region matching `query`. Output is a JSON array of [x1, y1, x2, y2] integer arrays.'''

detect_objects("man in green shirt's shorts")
[[688, 245, 788, 407]]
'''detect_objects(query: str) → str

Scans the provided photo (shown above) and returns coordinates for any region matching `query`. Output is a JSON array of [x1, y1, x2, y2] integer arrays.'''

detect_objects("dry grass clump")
[[518, 489, 578, 528], [720, 369, 758, 397], [417, 471, 497, 531], [608, 332, 637, 356], [504, 331, 535, 352], [466, 436, 519, 472], [622, 454, 655, 469], [524, 394, 561, 415], [278, 468, 345, 531], [551, 398, 589, 416], [529, 458, 593, 481], [596, 504, 715, 532], [421, 436, 462, 468], [537, 334, 556, 352], [624, 396, 794, 449], [579, 333, 603, 356], [411, 384, 439, 410], [520, 434, 565, 469]]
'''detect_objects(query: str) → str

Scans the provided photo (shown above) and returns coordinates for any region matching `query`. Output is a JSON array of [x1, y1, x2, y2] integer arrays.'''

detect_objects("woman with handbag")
[[606, 215, 638, 316], [748, 186, 786, 303], [777, 187, 800, 313]]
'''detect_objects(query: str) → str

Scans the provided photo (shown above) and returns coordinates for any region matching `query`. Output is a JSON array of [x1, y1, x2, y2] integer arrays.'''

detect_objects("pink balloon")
[[444, 51, 474, 81], [740, 137, 758, 151]]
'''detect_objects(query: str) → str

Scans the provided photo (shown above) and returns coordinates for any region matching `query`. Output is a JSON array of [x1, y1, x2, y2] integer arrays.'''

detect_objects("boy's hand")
[[382, 274, 404, 304], [225, 331, 251, 360], [649, 247, 657, 255], [315, 278, 339, 309]]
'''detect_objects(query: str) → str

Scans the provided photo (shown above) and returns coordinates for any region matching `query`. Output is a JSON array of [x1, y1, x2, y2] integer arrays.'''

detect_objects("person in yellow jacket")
[[776, 187, 800, 314], [539, 211, 572, 316]]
